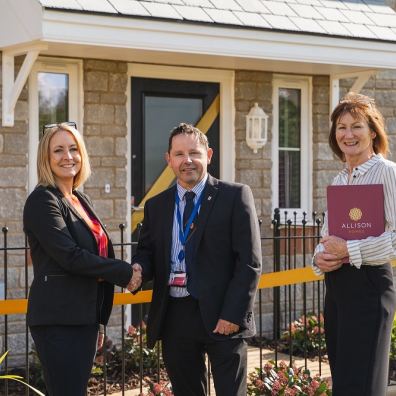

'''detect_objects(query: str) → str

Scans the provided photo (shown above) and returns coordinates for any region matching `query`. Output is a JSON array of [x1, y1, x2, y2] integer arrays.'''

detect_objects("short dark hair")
[[329, 92, 389, 161], [168, 123, 209, 152]]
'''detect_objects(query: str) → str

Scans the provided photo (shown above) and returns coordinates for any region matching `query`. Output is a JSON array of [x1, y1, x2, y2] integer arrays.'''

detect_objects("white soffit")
[[2, 5, 396, 71], [0, 0, 43, 47]]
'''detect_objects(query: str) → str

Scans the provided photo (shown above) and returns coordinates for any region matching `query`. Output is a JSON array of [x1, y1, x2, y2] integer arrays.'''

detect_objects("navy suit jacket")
[[23, 185, 132, 326], [134, 175, 262, 348]]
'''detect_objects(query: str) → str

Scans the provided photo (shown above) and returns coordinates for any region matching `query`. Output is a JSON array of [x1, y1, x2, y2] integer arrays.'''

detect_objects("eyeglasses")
[[41, 121, 77, 136]]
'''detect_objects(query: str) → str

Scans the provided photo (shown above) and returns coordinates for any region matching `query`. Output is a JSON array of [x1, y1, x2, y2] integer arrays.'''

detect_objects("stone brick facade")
[[2, 53, 396, 359]]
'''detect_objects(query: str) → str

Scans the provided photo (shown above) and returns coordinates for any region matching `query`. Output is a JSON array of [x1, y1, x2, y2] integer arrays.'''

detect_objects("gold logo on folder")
[[349, 208, 363, 221]]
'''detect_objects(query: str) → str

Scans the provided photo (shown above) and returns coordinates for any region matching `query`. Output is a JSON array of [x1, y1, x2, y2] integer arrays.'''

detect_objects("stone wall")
[[82, 58, 130, 336]]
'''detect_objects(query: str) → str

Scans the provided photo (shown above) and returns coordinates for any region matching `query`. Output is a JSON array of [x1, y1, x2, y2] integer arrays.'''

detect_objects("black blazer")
[[23, 185, 132, 327], [134, 175, 262, 348]]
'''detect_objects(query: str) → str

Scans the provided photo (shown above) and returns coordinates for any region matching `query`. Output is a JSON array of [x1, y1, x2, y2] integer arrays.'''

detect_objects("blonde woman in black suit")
[[23, 122, 142, 396]]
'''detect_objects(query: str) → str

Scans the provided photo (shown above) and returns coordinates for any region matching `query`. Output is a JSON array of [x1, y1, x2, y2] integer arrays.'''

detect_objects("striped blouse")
[[312, 154, 396, 276]]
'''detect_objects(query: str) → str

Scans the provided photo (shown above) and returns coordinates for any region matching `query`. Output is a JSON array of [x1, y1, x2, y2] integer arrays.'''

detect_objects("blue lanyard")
[[175, 190, 203, 247]]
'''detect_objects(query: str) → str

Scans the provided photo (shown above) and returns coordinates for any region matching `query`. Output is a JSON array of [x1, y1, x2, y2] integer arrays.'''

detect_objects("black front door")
[[131, 77, 220, 231]]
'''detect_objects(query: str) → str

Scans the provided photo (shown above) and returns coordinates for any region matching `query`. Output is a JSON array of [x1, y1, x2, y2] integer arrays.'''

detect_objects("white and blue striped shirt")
[[313, 154, 396, 275], [169, 175, 208, 297]]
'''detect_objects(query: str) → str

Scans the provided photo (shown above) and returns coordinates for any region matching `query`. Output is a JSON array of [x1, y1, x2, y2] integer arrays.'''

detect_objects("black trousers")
[[324, 263, 395, 396], [161, 296, 247, 396], [30, 324, 99, 396]]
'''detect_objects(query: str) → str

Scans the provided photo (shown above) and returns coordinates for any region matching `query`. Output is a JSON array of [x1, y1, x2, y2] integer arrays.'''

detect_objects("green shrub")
[[280, 314, 326, 357]]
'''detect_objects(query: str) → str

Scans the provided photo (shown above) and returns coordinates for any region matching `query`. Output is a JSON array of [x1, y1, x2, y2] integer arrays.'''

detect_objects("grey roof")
[[38, 0, 396, 42]]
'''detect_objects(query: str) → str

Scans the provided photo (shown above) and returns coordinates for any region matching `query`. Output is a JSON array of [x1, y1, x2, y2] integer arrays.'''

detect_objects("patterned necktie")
[[183, 191, 197, 297]]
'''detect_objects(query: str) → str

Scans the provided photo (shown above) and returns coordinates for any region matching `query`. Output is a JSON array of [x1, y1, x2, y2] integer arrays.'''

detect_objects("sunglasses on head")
[[41, 121, 77, 136]]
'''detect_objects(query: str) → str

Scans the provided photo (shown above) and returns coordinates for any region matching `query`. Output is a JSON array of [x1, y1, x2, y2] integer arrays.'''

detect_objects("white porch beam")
[[329, 70, 376, 113], [2, 44, 46, 127]]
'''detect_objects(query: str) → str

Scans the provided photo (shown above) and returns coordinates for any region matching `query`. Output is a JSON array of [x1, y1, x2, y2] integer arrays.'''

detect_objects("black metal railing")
[[0, 210, 327, 395]]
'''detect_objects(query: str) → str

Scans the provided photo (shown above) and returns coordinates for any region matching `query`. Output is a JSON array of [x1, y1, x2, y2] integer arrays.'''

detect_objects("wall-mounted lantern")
[[245, 102, 268, 153]]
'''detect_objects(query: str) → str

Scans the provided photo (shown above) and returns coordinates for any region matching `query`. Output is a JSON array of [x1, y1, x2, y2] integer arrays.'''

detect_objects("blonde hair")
[[37, 123, 91, 189]]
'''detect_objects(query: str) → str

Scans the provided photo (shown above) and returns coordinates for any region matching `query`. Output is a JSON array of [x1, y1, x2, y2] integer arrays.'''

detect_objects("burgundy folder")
[[327, 184, 385, 241]]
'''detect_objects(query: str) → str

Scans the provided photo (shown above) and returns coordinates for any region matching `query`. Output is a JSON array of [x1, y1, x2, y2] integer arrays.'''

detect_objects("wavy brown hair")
[[329, 92, 389, 161]]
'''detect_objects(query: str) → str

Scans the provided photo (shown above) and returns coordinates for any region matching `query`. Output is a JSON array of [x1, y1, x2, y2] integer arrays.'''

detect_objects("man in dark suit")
[[131, 123, 262, 396]]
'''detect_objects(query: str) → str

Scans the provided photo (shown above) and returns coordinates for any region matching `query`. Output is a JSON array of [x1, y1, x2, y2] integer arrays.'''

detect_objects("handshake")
[[126, 263, 143, 292]]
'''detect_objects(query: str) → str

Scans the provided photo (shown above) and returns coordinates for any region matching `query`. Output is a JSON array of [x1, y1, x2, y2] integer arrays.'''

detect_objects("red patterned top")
[[67, 195, 108, 258]]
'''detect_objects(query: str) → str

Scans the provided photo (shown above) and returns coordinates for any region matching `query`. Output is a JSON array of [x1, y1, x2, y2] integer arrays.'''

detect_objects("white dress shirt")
[[169, 175, 208, 297]]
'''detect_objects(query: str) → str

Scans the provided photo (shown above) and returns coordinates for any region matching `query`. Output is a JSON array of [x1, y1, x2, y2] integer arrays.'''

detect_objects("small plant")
[[247, 360, 331, 396], [140, 378, 173, 396], [0, 351, 45, 396], [280, 314, 326, 357], [388, 314, 396, 382]]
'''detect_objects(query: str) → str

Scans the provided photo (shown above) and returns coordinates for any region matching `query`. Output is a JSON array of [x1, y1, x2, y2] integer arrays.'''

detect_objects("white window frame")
[[271, 75, 312, 222], [28, 57, 83, 192]]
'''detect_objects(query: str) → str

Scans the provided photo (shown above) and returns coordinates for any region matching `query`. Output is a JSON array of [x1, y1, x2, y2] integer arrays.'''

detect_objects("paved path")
[[109, 346, 331, 396]]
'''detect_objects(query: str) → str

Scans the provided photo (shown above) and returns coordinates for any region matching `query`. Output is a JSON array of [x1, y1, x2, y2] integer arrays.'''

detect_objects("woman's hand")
[[314, 251, 343, 273], [127, 263, 142, 292], [321, 235, 349, 259]]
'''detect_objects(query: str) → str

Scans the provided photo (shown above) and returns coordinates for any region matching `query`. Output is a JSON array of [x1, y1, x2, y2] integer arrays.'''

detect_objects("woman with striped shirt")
[[313, 93, 396, 395]]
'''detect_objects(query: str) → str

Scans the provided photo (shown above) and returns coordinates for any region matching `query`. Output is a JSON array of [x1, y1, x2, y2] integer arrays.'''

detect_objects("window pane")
[[144, 96, 202, 193], [279, 88, 301, 148], [38, 72, 69, 132], [279, 150, 301, 208]]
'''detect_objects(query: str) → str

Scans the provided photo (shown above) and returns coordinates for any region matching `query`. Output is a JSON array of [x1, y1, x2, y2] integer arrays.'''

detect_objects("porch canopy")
[[2, 0, 396, 125]]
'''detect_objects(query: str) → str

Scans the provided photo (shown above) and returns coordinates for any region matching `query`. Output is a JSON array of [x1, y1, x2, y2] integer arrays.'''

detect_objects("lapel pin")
[[208, 196, 212, 201]]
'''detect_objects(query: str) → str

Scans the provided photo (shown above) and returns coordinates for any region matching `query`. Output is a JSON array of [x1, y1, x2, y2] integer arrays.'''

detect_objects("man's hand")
[[126, 263, 142, 292], [314, 251, 343, 273], [213, 319, 240, 335]]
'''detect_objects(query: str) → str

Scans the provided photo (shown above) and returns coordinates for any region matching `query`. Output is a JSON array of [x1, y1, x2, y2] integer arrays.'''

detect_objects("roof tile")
[[290, 0, 322, 5], [181, 0, 213, 6], [289, 16, 327, 34], [314, 6, 349, 22], [261, 1, 296, 17], [75, 0, 116, 13], [262, 14, 299, 30], [342, 0, 371, 12], [319, 0, 349, 9], [203, 8, 243, 24], [107, 0, 150, 16], [150, 0, 184, 4], [39, 0, 83, 10], [173, 5, 213, 22], [235, 0, 269, 13], [316, 19, 352, 36], [367, 12, 396, 28], [209, 0, 242, 11], [342, 22, 378, 39], [288, 4, 322, 19], [234, 11, 271, 28], [140, 1, 183, 19], [367, 25, 396, 41], [341, 9, 374, 25], [367, 4, 395, 15]]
